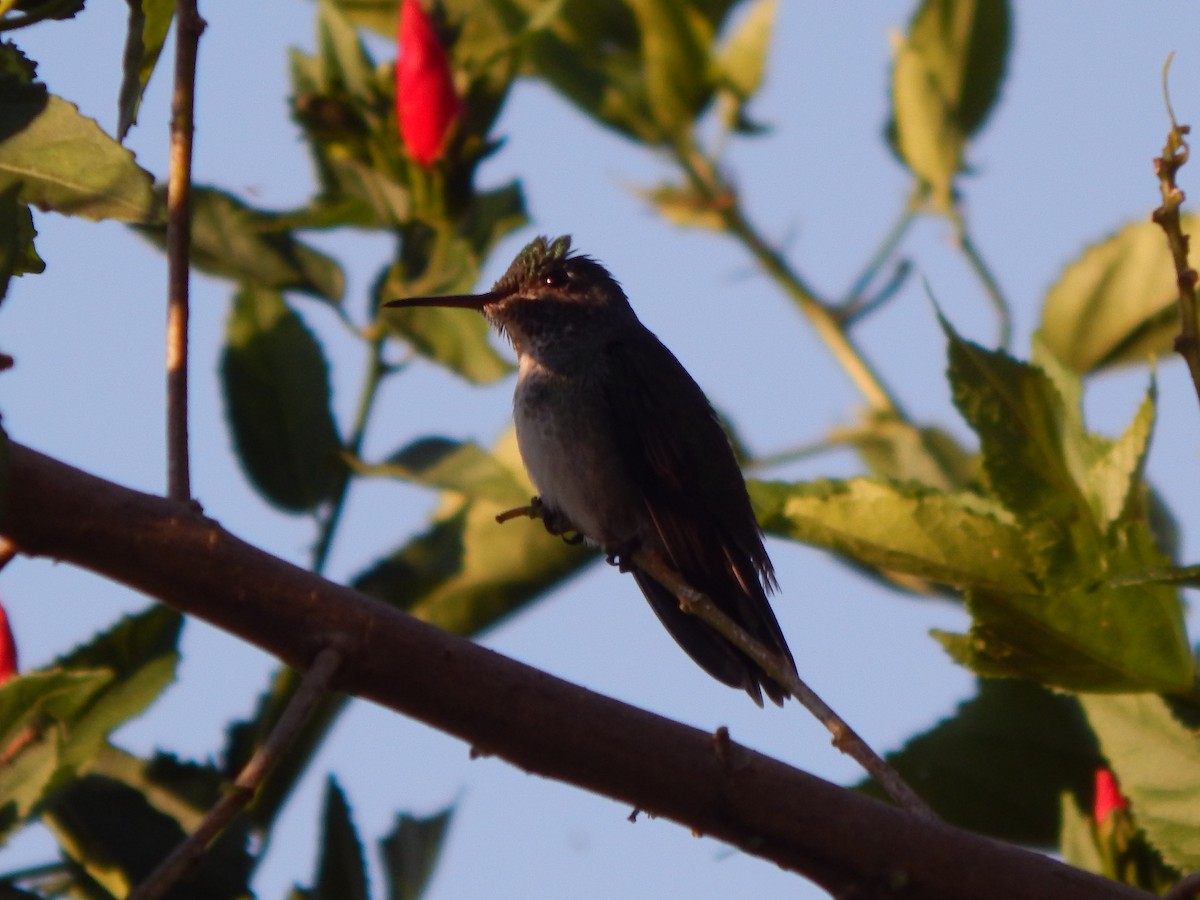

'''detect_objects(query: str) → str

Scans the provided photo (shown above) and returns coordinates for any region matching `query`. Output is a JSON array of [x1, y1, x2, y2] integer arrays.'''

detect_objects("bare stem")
[[632, 546, 935, 819], [128, 646, 343, 900], [839, 193, 919, 314], [950, 208, 1012, 350], [164, 0, 206, 502], [312, 332, 387, 574], [672, 145, 905, 419], [1151, 61, 1200, 409]]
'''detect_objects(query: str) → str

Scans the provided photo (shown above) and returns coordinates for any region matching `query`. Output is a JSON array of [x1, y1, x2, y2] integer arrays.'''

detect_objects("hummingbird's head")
[[386, 235, 637, 356]]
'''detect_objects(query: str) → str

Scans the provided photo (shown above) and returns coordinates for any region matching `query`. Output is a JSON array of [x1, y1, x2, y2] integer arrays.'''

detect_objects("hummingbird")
[[386, 235, 796, 705]]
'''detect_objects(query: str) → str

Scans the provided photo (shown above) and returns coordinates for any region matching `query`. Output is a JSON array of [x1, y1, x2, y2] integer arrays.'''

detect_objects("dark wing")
[[602, 330, 796, 705]]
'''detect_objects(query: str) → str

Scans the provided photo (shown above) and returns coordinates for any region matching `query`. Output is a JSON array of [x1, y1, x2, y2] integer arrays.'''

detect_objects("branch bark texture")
[[1, 442, 1151, 900]]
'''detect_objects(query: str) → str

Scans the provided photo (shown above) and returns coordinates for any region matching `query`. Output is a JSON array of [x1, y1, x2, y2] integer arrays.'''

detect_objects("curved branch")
[[0, 442, 1151, 900]]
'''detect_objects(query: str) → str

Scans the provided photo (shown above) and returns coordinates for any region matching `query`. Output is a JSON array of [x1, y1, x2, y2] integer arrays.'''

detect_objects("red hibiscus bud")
[[0, 599, 17, 684], [396, 0, 462, 166], [1093, 767, 1129, 824]]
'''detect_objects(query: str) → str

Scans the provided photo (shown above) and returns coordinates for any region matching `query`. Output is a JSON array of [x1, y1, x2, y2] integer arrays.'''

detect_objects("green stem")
[[841, 191, 920, 309], [950, 208, 1012, 350], [673, 144, 905, 419], [311, 331, 388, 574]]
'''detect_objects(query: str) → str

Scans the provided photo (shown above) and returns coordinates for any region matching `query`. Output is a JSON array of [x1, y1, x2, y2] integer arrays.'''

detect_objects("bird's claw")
[[498, 496, 585, 547]]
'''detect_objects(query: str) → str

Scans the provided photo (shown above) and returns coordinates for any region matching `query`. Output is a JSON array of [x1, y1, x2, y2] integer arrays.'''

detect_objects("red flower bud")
[[396, 0, 462, 166], [0, 599, 17, 684], [1093, 767, 1129, 824]]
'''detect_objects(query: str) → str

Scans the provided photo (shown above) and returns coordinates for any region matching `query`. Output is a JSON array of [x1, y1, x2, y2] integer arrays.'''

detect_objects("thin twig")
[[496, 503, 936, 820], [631, 547, 936, 819], [1151, 55, 1200, 409], [670, 144, 906, 420], [128, 646, 344, 900], [837, 193, 919, 316], [950, 208, 1012, 351], [164, 0, 206, 502], [312, 332, 387, 574]]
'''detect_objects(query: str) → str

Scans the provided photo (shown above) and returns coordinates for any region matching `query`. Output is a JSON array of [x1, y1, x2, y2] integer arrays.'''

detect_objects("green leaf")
[[943, 315, 1093, 529], [329, 0, 396, 35], [522, 2, 663, 144], [935, 561, 1192, 693], [354, 428, 594, 634], [317, 0, 377, 111], [458, 181, 528, 259], [0, 670, 110, 835], [1099, 563, 1200, 591], [1059, 790, 1105, 876], [90, 745, 225, 832], [380, 247, 513, 384], [749, 477, 1036, 594], [380, 807, 454, 900], [58, 746, 255, 895], [1081, 694, 1200, 871], [356, 436, 529, 506], [45, 774, 250, 900], [638, 182, 726, 230], [715, 0, 776, 105], [1030, 340, 1157, 532], [830, 413, 979, 491], [1086, 383, 1155, 530], [1039, 216, 1200, 374], [117, 0, 174, 140], [858, 679, 1101, 845], [0, 182, 43, 303], [221, 285, 343, 512], [136, 186, 346, 303], [311, 777, 370, 900], [51, 605, 183, 773], [0, 85, 154, 222], [0, 606, 182, 838], [889, 0, 1010, 208], [627, 0, 712, 139]]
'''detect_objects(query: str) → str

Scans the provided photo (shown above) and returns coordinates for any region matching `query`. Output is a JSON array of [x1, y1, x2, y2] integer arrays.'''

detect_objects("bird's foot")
[[496, 497, 585, 546], [605, 539, 640, 573]]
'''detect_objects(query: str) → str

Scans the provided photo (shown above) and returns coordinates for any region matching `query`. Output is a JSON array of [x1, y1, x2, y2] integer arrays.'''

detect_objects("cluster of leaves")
[[0, 0, 1198, 897]]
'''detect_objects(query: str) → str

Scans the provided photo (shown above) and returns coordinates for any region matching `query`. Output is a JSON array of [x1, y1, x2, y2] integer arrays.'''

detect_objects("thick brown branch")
[[0, 442, 1151, 900]]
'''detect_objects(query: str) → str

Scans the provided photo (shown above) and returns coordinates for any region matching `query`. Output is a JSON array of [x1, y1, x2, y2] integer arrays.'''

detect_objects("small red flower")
[[1093, 767, 1129, 824], [0, 599, 17, 684], [396, 0, 462, 166]]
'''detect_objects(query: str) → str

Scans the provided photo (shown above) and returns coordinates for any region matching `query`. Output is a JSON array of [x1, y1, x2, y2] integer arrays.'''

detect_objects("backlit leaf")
[[1040, 216, 1200, 374], [858, 679, 1101, 845], [750, 477, 1035, 593], [221, 286, 343, 512], [1082, 694, 1200, 871], [380, 807, 454, 900], [354, 428, 593, 635], [117, 0, 174, 140], [0, 87, 154, 222]]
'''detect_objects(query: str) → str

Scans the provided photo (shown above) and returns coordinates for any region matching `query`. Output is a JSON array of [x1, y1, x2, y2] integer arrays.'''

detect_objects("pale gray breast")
[[512, 353, 647, 548]]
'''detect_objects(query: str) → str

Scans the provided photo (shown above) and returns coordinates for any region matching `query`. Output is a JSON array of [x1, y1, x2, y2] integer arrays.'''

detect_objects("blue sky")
[[4, 3, 1200, 897]]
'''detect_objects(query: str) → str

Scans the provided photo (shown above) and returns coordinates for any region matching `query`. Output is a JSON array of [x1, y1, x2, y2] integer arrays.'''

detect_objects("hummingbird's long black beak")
[[384, 290, 502, 310]]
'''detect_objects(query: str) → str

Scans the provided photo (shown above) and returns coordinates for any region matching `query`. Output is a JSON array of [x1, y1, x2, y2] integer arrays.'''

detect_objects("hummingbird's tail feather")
[[631, 569, 791, 707]]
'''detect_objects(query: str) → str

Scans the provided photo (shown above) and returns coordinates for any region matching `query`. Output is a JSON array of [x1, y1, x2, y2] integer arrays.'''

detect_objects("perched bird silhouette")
[[388, 236, 796, 704]]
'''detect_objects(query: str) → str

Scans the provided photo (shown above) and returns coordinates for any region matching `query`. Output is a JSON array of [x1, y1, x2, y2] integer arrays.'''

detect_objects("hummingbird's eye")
[[544, 267, 570, 288]]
